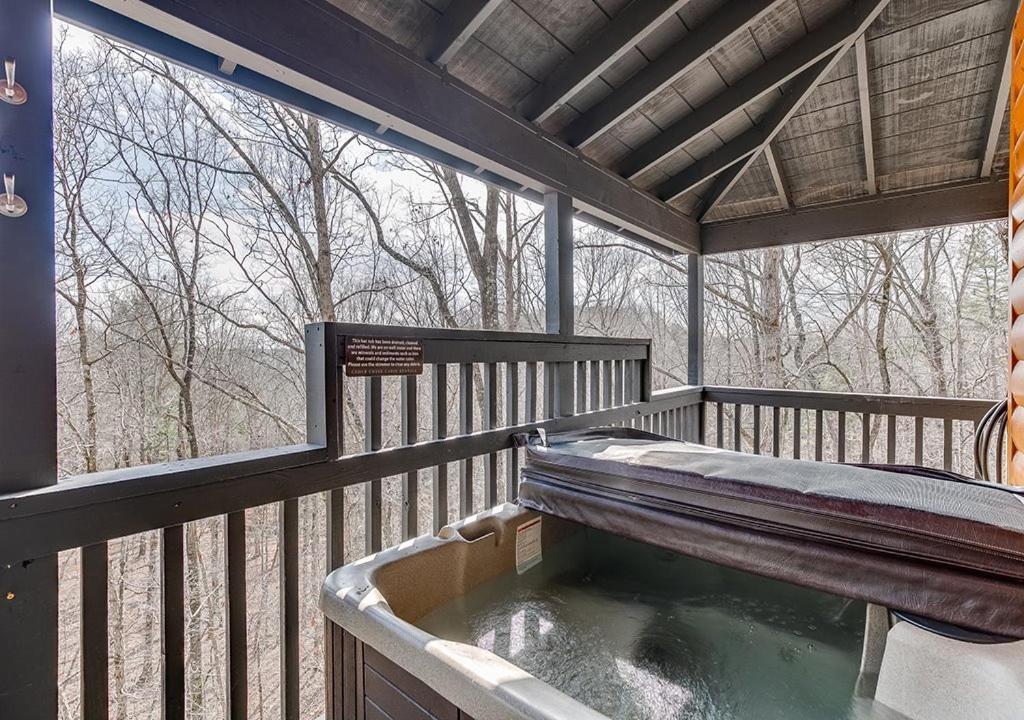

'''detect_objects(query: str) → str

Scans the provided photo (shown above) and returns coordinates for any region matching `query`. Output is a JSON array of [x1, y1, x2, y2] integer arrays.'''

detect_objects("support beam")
[[561, 0, 784, 148], [981, 21, 1013, 178], [693, 0, 892, 218], [518, 0, 687, 123], [854, 35, 877, 194], [700, 178, 1008, 254], [763, 143, 790, 209], [429, 0, 503, 67], [618, 2, 866, 180], [81, 0, 698, 252], [545, 192, 575, 417], [687, 255, 704, 386], [658, 55, 835, 204], [0, 1, 57, 718]]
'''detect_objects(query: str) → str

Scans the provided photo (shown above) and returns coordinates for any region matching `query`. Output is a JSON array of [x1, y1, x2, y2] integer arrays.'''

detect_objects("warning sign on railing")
[[344, 336, 423, 377]]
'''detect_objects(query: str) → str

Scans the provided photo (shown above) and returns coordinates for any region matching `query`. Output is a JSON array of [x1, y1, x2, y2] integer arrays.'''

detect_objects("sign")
[[344, 336, 423, 377]]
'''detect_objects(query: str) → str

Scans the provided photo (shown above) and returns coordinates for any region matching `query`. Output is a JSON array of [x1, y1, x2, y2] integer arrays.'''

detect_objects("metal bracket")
[[0, 175, 27, 218], [0, 58, 26, 105]]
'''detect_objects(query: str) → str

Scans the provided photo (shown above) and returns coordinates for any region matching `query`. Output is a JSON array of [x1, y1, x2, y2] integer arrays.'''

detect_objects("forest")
[[51, 24, 1008, 720]]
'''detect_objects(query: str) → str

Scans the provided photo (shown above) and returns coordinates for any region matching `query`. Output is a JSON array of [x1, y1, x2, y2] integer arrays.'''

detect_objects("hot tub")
[[321, 430, 1024, 720]]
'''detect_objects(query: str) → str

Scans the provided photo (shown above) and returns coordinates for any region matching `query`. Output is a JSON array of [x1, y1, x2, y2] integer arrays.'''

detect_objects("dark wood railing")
[[1, 336, 1001, 720], [701, 386, 997, 479], [0, 324, 700, 720]]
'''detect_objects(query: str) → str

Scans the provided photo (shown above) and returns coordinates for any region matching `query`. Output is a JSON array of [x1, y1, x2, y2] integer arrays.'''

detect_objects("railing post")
[[544, 191, 574, 416], [309, 324, 347, 720], [0, 2, 57, 717], [688, 254, 705, 442]]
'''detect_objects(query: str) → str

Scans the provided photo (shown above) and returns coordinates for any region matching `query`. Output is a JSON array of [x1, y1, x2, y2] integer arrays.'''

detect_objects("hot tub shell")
[[321, 503, 1024, 720]]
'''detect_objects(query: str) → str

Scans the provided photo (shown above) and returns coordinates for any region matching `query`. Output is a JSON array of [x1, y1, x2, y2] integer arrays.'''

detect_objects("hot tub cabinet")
[[321, 430, 1024, 720]]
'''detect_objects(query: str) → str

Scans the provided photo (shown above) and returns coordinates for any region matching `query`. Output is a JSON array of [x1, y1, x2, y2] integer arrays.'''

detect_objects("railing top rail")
[[0, 388, 702, 564], [703, 385, 996, 421], [325, 323, 650, 346]]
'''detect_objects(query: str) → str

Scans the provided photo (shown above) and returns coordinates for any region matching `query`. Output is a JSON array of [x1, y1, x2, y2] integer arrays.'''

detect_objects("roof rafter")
[[618, 1, 870, 180], [854, 34, 876, 194], [560, 0, 785, 148], [981, 20, 1013, 177], [429, 0, 503, 67], [693, 0, 893, 220], [518, 0, 688, 123], [763, 142, 790, 209]]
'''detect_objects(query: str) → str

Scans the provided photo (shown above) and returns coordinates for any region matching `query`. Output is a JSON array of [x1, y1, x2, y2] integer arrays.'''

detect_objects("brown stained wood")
[[364, 645, 459, 720]]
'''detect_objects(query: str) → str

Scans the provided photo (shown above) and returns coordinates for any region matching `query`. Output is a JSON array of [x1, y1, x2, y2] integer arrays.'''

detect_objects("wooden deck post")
[[688, 254, 705, 442], [545, 191, 575, 416], [0, 1, 57, 717]]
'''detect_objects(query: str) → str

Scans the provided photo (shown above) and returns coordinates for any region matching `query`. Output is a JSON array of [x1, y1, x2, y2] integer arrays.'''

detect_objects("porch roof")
[[64, 0, 1012, 253]]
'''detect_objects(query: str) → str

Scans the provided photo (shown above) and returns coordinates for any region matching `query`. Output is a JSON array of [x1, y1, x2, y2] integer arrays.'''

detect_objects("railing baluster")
[[837, 411, 847, 462], [814, 409, 823, 461], [364, 376, 383, 555], [401, 375, 419, 539], [972, 420, 981, 480], [432, 364, 449, 532], [484, 363, 498, 508], [81, 542, 109, 720], [602, 360, 612, 409], [459, 363, 474, 516], [886, 414, 897, 464], [162, 525, 185, 720], [613, 359, 624, 406], [280, 499, 299, 720], [589, 360, 600, 411], [733, 404, 742, 452], [526, 361, 538, 422], [793, 408, 802, 459], [752, 405, 761, 455], [576, 361, 587, 413], [914, 415, 924, 466], [506, 362, 520, 501], [943, 418, 953, 471], [772, 406, 781, 457], [226, 511, 247, 720], [716, 402, 724, 448], [861, 412, 871, 463]]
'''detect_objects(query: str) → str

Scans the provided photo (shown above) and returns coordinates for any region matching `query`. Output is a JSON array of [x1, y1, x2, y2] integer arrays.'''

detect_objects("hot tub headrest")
[[516, 427, 1024, 639]]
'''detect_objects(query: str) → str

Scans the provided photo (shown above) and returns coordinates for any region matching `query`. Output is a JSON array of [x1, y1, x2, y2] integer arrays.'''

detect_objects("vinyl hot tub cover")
[[516, 428, 1024, 638]]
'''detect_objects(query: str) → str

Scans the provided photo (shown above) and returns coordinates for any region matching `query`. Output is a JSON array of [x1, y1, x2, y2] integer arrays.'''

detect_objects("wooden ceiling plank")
[[854, 34, 877, 193], [518, 0, 689, 123], [657, 54, 836, 204], [694, 0, 893, 220], [701, 177, 1008, 253], [980, 22, 1013, 177], [618, 1, 867, 180], [430, 0, 504, 67], [560, 0, 786, 148]]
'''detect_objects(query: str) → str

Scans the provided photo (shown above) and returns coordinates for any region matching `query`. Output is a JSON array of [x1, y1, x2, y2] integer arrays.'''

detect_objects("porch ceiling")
[[76, 0, 1013, 252]]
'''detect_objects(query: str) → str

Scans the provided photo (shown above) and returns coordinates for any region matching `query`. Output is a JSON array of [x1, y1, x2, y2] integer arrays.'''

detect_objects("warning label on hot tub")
[[516, 516, 542, 574]]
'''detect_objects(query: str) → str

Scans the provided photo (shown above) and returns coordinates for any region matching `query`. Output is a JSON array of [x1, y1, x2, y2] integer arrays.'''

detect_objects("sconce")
[[0, 57, 26, 105], [0, 175, 27, 218]]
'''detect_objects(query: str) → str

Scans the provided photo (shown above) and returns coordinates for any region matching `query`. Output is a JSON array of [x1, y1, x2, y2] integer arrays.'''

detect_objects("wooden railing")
[[701, 386, 998, 480], [0, 337, 1001, 720], [0, 324, 701, 720]]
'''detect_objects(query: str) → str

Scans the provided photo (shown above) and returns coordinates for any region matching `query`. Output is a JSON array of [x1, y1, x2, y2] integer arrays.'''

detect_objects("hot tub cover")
[[517, 427, 1024, 638]]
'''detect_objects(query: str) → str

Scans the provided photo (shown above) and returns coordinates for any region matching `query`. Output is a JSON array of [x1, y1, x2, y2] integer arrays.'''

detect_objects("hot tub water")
[[416, 527, 905, 720]]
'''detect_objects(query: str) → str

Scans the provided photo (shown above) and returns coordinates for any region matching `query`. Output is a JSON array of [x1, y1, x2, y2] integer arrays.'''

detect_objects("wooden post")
[[688, 254, 705, 442], [545, 191, 574, 416], [0, 2, 57, 717]]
